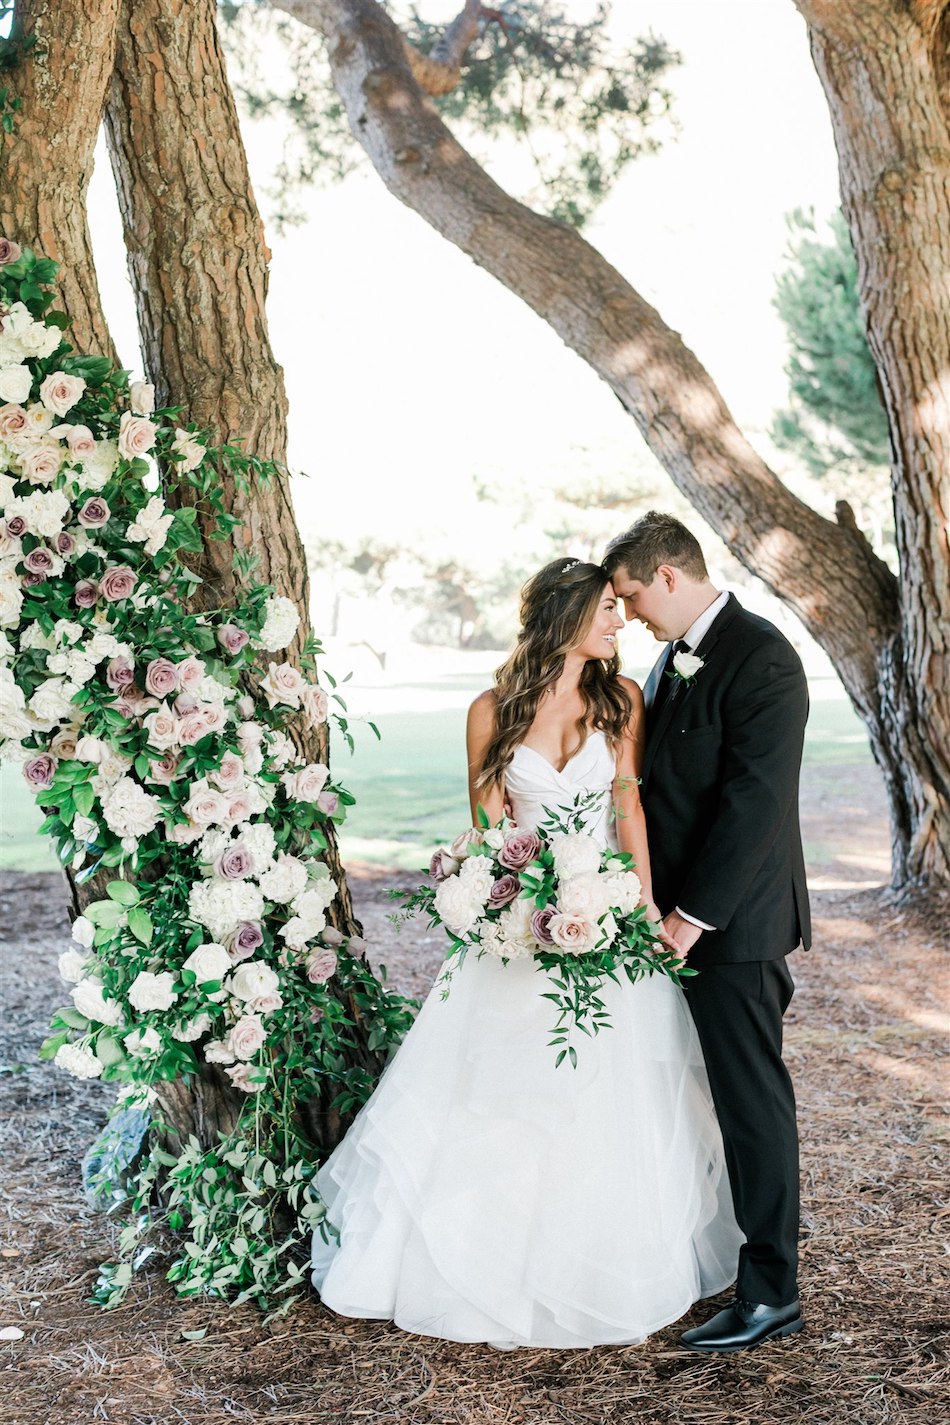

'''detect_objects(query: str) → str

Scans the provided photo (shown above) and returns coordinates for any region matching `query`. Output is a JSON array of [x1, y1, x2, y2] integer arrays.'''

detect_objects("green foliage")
[[0, 1, 40, 142], [220, 1, 680, 231], [771, 209, 890, 478]]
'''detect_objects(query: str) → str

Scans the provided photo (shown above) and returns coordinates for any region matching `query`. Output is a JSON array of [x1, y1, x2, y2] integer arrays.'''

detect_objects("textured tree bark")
[[804, 0, 950, 886], [103, 0, 375, 1151], [0, 0, 120, 360], [273, 0, 949, 891]]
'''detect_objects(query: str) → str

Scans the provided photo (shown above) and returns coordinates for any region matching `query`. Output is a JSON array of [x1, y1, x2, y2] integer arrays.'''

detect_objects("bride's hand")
[[644, 903, 686, 959]]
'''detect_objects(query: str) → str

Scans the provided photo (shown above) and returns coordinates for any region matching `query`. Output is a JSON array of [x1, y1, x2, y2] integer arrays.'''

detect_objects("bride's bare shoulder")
[[467, 689, 498, 733], [617, 674, 645, 710]]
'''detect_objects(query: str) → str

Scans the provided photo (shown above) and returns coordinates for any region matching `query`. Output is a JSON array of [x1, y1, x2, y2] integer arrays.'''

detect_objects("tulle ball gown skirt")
[[311, 950, 743, 1349]]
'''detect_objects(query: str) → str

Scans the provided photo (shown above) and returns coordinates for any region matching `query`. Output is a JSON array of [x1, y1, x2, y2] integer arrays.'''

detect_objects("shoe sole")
[[684, 1317, 804, 1353]]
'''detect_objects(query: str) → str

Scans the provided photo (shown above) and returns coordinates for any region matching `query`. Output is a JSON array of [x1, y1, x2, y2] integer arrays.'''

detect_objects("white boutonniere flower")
[[671, 650, 705, 683]]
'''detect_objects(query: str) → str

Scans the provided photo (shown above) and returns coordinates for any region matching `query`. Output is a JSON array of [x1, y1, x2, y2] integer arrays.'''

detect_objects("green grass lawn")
[[0, 676, 876, 873]]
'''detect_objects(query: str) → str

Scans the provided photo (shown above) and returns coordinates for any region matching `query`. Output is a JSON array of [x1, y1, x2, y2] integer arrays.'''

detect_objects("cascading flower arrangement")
[[0, 241, 415, 1310], [394, 796, 694, 1068]]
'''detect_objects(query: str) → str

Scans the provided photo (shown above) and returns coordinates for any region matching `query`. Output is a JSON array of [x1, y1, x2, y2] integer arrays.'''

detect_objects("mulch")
[[0, 852, 947, 1424]]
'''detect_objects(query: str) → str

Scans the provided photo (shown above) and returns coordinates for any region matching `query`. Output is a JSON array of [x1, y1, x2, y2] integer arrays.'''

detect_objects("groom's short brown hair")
[[604, 511, 708, 584]]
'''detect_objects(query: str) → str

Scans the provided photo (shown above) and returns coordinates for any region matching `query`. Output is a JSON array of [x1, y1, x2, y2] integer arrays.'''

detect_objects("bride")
[[311, 558, 742, 1348]]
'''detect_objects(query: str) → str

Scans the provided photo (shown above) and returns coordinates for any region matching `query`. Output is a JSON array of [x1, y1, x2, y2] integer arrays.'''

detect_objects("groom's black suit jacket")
[[640, 593, 811, 968]]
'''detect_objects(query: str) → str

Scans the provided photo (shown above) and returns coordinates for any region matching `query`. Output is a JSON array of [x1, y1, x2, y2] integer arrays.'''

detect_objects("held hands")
[[660, 910, 705, 960], [644, 902, 687, 962]]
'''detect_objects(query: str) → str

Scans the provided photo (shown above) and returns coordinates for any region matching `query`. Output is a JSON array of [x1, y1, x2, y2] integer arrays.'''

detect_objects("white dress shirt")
[[673, 589, 729, 933]]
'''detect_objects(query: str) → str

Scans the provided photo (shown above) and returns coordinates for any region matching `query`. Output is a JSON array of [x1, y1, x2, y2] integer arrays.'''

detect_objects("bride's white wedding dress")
[[311, 731, 743, 1347]]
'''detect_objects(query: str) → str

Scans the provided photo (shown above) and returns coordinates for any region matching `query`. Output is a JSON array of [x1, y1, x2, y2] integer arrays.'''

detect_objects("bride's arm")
[[613, 679, 667, 932], [466, 691, 507, 826]]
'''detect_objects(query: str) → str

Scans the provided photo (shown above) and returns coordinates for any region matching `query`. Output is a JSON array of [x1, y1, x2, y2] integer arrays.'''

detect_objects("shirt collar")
[[681, 589, 729, 652]]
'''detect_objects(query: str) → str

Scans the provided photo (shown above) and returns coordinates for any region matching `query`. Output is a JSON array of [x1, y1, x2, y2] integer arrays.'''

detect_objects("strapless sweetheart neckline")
[[514, 727, 607, 777]]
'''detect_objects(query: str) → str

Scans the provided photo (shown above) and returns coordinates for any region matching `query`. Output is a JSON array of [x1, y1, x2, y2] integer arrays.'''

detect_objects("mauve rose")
[[117, 410, 157, 460], [531, 906, 557, 945], [74, 580, 98, 608], [306, 948, 338, 984], [147, 750, 179, 784], [176, 656, 205, 693], [174, 692, 199, 716], [101, 566, 136, 601], [499, 829, 543, 871], [0, 404, 28, 439], [230, 922, 264, 961], [225, 1062, 263, 1094], [321, 928, 345, 948], [78, 496, 110, 528], [429, 848, 461, 882], [5, 514, 27, 538], [214, 842, 255, 880], [145, 657, 179, 697], [488, 874, 520, 909], [317, 790, 339, 817], [106, 655, 135, 690], [348, 935, 368, 956], [66, 424, 97, 458], [0, 239, 22, 265], [218, 623, 250, 655], [55, 532, 76, 557], [24, 546, 55, 575], [23, 754, 56, 789], [22, 570, 44, 586]]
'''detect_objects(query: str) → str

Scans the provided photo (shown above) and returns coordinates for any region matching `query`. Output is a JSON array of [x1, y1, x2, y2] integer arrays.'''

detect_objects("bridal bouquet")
[[393, 797, 694, 1067]]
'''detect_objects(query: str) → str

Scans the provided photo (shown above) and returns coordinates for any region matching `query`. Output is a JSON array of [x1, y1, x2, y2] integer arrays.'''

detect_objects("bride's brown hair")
[[477, 559, 633, 788]]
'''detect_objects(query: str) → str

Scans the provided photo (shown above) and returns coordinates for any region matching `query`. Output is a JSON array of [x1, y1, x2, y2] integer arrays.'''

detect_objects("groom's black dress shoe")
[[680, 1298, 803, 1353]]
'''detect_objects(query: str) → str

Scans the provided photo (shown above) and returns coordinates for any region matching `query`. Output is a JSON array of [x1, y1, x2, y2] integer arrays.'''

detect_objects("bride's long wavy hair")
[[477, 559, 633, 789]]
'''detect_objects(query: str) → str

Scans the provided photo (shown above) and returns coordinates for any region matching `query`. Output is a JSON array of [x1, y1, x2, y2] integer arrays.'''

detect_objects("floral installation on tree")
[[0, 241, 416, 1311], [392, 794, 694, 1068]]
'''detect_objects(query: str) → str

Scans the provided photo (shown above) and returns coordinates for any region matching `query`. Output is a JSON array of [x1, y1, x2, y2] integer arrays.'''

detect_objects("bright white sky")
[[87, 0, 841, 581]]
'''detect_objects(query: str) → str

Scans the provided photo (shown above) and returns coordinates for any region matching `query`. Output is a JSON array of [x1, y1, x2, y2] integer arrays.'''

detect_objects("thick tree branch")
[[268, 0, 897, 717], [0, 0, 120, 360], [273, 0, 485, 96]]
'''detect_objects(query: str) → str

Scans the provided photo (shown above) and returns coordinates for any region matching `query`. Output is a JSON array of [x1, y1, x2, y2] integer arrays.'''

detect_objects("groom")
[[604, 512, 810, 1353]]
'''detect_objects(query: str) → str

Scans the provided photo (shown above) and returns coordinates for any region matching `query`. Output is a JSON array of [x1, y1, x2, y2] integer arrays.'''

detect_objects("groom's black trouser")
[[682, 958, 800, 1306]]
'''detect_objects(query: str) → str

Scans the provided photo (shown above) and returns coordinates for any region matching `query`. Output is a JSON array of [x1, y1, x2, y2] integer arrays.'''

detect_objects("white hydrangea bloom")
[[54, 1042, 103, 1080], [258, 853, 309, 905], [254, 595, 300, 652], [101, 777, 161, 839]]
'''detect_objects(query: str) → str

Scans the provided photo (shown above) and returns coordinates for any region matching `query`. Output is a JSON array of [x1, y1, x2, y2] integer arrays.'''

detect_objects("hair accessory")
[[561, 560, 581, 575]]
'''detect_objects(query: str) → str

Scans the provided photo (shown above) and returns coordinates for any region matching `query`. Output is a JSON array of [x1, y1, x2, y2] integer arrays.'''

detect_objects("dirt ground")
[[0, 769, 947, 1425]]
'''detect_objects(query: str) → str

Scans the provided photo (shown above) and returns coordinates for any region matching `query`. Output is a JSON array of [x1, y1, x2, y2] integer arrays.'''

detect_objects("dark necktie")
[[649, 639, 691, 722]]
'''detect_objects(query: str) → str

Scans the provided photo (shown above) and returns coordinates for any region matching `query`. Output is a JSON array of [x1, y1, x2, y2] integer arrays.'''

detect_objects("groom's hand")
[[661, 911, 704, 957]]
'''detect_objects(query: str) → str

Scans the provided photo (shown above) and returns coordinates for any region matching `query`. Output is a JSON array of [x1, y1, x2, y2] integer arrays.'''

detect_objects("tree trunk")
[[276, 0, 949, 891], [803, 0, 950, 886], [101, 0, 376, 1151], [0, 0, 120, 361]]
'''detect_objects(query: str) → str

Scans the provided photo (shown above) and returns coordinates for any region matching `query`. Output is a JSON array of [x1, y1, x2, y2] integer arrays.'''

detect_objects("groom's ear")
[[656, 563, 677, 592]]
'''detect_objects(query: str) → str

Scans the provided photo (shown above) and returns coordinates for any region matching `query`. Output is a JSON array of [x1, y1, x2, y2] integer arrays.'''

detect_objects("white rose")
[[58, 948, 92, 983], [182, 941, 232, 984], [171, 426, 205, 472], [129, 381, 155, 416], [434, 876, 482, 935], [498, 897, 537, 948], [672, 650, 704, 680], [72, 976, 123, 1026], [172, 1012, 211, 1043], [228, 961, 280, 1004], [601, 869, 642, 916], [557, 872, 612, 922], [258, 853, 309, 904], [203, 1039, 235, 1065], [279, 915, 320, 951], [282, 762, 329, 803], [28, 676, 78, 727], [54, 1042, 103, 1079], [19, 320, 60, 360], [124, 1026, 163, 1057], [39, 371, 86, 416], [254, 595, 300, 652], [184, 779, 226, 826], [144, 702, 179, 750], [260, 660, 306, 709], [117, 410, 157, 460], [101, 777, 161, 839], [482, 828, 505, 850], [71, 915, 96, 948], [126, 494, 173, 555], [226, 1013, 267, 1061], [0, 364, 32, 404], [127, 969, 178, 1012], [546, 912, 600, 955], [550, 832, 602, 881]]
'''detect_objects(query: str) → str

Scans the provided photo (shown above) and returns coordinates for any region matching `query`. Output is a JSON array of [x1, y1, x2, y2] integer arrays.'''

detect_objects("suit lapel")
[[642, 646, 669, 712], [641, 593, 741, 786]]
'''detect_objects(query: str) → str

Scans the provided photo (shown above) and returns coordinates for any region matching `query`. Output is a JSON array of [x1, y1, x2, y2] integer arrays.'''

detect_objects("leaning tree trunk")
[[275, 0, 949, 891], [0, 0, 120, 361], [802, 0, 950, 887], [100, 0, 376, 1151]]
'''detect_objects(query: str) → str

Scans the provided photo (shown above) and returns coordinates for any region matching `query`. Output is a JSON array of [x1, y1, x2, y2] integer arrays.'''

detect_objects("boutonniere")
[[669, 650, 705, 684]]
